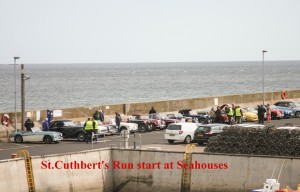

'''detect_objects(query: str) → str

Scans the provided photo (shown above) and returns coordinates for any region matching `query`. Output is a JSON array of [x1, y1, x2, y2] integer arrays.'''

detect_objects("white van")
[[164, 123, 199, 144]]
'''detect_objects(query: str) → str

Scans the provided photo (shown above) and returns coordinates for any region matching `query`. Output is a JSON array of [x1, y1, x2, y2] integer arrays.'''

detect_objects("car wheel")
[[159, 123, 165, 130], [120, 127, 127, 132], [295, 111, 300, 118], [271, 113, 276, 120], [184, 136, 191, 144], [43, 136, 53, 144], [138, 124, 147, 133], [15, 135, 23, 143], [77, 132, 86, 142], [168, 140, 174, 144]]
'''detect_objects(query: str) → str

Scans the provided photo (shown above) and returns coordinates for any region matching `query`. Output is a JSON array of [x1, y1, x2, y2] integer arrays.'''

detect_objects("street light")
[[262, 50, 267, 105], [21, 64, 30, 131], [14, 56, 20, 132]]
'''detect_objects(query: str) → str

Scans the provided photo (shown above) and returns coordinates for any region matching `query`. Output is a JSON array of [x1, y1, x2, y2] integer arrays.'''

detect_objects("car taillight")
[[179, 130, 183, 134]]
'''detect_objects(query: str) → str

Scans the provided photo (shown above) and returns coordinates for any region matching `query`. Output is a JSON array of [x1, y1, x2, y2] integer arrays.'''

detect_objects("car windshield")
[[196, 126, 210, 132], [167, 124, 181, 130], [291, 102, 300, 107], [64, 121, 77, 126]]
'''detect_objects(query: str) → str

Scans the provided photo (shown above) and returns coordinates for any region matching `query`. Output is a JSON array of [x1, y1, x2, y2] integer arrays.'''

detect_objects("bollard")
[[11, 153, 17, 159]]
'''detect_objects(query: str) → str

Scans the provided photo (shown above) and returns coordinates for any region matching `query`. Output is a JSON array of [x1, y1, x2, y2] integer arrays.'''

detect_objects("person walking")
[[234, 106, 243, 124], [258, 104, 266, 125], [84, 118, 93, 143], [92, 118, 99, 141], [24, 118, 34, 132], [149, 107, 157, 114], [115, 112, 122, 133], [42, 118, 49, 131]]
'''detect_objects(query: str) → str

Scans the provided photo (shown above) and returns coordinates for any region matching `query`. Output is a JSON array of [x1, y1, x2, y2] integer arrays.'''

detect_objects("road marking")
[[0, 144, 43, 151]]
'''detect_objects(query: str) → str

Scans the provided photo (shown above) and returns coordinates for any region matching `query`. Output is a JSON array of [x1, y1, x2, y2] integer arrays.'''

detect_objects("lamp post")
[[262, 50, 267, 105], [14, 56, 20, 132], [21, 64, 30, 131]]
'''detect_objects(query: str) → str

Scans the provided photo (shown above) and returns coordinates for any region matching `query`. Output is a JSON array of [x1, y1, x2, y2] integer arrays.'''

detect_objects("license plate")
[[198, 134, 203, 136], [169, 134, 175, 136]]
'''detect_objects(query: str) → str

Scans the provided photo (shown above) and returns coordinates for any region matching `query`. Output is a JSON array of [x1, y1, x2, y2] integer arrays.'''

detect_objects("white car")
[[165, 123, 199, 144], [107, 119, 139, 133]]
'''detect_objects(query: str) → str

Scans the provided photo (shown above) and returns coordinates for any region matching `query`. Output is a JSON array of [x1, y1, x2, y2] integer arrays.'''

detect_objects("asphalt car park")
[[1, 118, 300, 161]]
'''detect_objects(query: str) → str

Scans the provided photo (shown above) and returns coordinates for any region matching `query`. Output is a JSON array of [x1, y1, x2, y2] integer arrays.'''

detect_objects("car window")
[[167, 124, 181, 130], [196, 126, 210, 133]]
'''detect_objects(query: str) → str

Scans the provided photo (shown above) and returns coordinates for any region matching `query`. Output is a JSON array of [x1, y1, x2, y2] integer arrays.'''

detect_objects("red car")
[[149, 113, 179, 130]]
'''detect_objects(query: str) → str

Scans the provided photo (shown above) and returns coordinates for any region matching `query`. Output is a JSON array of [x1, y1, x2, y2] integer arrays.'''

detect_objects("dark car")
[[127, 114, 151, 132], [49, 120, 86, 142], [178, 109, 209, 124], [194, 124, 227, 145]]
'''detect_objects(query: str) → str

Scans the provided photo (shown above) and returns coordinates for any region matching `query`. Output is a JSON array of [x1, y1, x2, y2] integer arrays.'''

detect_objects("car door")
[[166, 124, 182, 138]]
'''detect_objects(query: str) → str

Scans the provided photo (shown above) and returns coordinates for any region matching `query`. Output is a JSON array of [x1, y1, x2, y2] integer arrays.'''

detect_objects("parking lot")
[[1, 118, 300, 161]]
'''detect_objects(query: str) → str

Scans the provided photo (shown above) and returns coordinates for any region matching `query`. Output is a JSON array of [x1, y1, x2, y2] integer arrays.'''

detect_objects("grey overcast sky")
[[1, 0, 300, 64]]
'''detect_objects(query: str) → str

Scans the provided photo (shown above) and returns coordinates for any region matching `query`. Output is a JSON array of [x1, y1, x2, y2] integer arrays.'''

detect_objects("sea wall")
[[1, 148, 300, 192], [2, 89, 300, 127]]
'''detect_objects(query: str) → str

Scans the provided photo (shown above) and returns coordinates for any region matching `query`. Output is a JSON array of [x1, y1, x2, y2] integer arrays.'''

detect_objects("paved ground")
[[1, 118, 300, 161]]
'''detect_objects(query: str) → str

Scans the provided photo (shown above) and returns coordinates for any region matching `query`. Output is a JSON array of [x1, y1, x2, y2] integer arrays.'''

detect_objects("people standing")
[[215, 106, 223, 123], [42, 118, 49, 131], [115, 112, 122, 133], [234, 106, 243, 124], [209, 107, 216, 123], [24, 118, 34, 132], [93, 110, 100, 121], [149, 107, 157, 114], [226, 105, 234, 125], [266, 104, 271, 124], [84, 118, 93, 143], [92, 118, 99, 141], [258, 104, 266, 125], [99, 110, 104, 122]]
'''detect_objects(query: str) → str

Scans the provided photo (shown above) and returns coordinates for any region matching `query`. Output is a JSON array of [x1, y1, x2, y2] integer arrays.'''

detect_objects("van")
[[164, 123, 199, 144]]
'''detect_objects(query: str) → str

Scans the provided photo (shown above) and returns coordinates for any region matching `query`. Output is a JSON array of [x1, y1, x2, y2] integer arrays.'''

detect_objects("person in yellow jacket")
[[84, 118, 93, 143], [234, 106, 243, 124], [226, 105, 234, 125], [92, 118, 99, 141]]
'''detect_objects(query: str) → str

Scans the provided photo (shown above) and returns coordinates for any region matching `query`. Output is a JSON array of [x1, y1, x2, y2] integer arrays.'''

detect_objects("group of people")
[[83, 117, 99, 143], [209, 104, 244, 125], [257, 104, 272, 125]]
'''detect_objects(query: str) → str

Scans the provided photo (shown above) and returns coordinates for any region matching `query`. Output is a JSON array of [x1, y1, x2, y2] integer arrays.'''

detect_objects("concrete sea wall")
[[1, 148, 300, 192]]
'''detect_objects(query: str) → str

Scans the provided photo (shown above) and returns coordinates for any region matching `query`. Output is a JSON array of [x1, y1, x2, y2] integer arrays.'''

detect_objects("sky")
[[1, 0, 300, 64]]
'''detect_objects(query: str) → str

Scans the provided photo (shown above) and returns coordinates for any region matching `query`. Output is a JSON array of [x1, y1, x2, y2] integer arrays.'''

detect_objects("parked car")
[[273, 101, 300, 118], [49, 120, 86, 142], [194, 124, 228, 145], [178, 109, 209, 124], [149, 113, 179, 130], [127, 114, 151, 132], [107, 120, 138, 133], [164, 123, 199, 144], [9, 128, 63, 144], [166, 113, 184, 120]]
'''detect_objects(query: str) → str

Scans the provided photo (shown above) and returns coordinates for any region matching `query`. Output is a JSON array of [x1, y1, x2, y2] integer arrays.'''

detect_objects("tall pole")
[[21, 64, 25, 131], [262, 50, 267, 105], [14, 56, 20, 132]]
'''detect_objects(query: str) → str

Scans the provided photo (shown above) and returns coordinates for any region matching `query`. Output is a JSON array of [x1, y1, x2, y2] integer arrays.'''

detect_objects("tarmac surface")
[[1, 118, 300, 161]]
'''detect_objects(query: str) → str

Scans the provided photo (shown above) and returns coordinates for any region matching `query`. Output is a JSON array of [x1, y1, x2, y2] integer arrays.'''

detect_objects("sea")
[[0, 61, 299, 113]]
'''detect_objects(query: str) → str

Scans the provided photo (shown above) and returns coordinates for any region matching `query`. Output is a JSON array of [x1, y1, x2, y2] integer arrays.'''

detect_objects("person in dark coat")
[[99, 110, 104, 122], [215, 106, 223, 123], [24, 118, 34, 132], [257, 104, 266, 125], [115, 112, 122, 132], [42, 118, 49, 131], [149, 107, 157, 114]]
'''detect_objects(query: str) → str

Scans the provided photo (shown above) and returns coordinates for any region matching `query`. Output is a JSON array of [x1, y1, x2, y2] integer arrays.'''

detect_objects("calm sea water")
[[0, 61, 299, 113]]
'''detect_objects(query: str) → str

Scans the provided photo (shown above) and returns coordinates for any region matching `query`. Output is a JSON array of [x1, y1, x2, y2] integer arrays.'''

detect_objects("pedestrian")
[[42, 118, 49, 131], [226, 105, 234, 125], [266, 104, 271, 124], [92, 118, 99, 141], [257, 104, 266, 125], [84, 118, 93, 143], [93, 110, 100, 121], [209, 107, 216, 123], [24, 118, 34, 132], [215, 106, 223, 123], [234, 106, 243, 124], [149, 107, 157, 114], [115, 112, 122, 133], [99, 110, 104, 122]]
